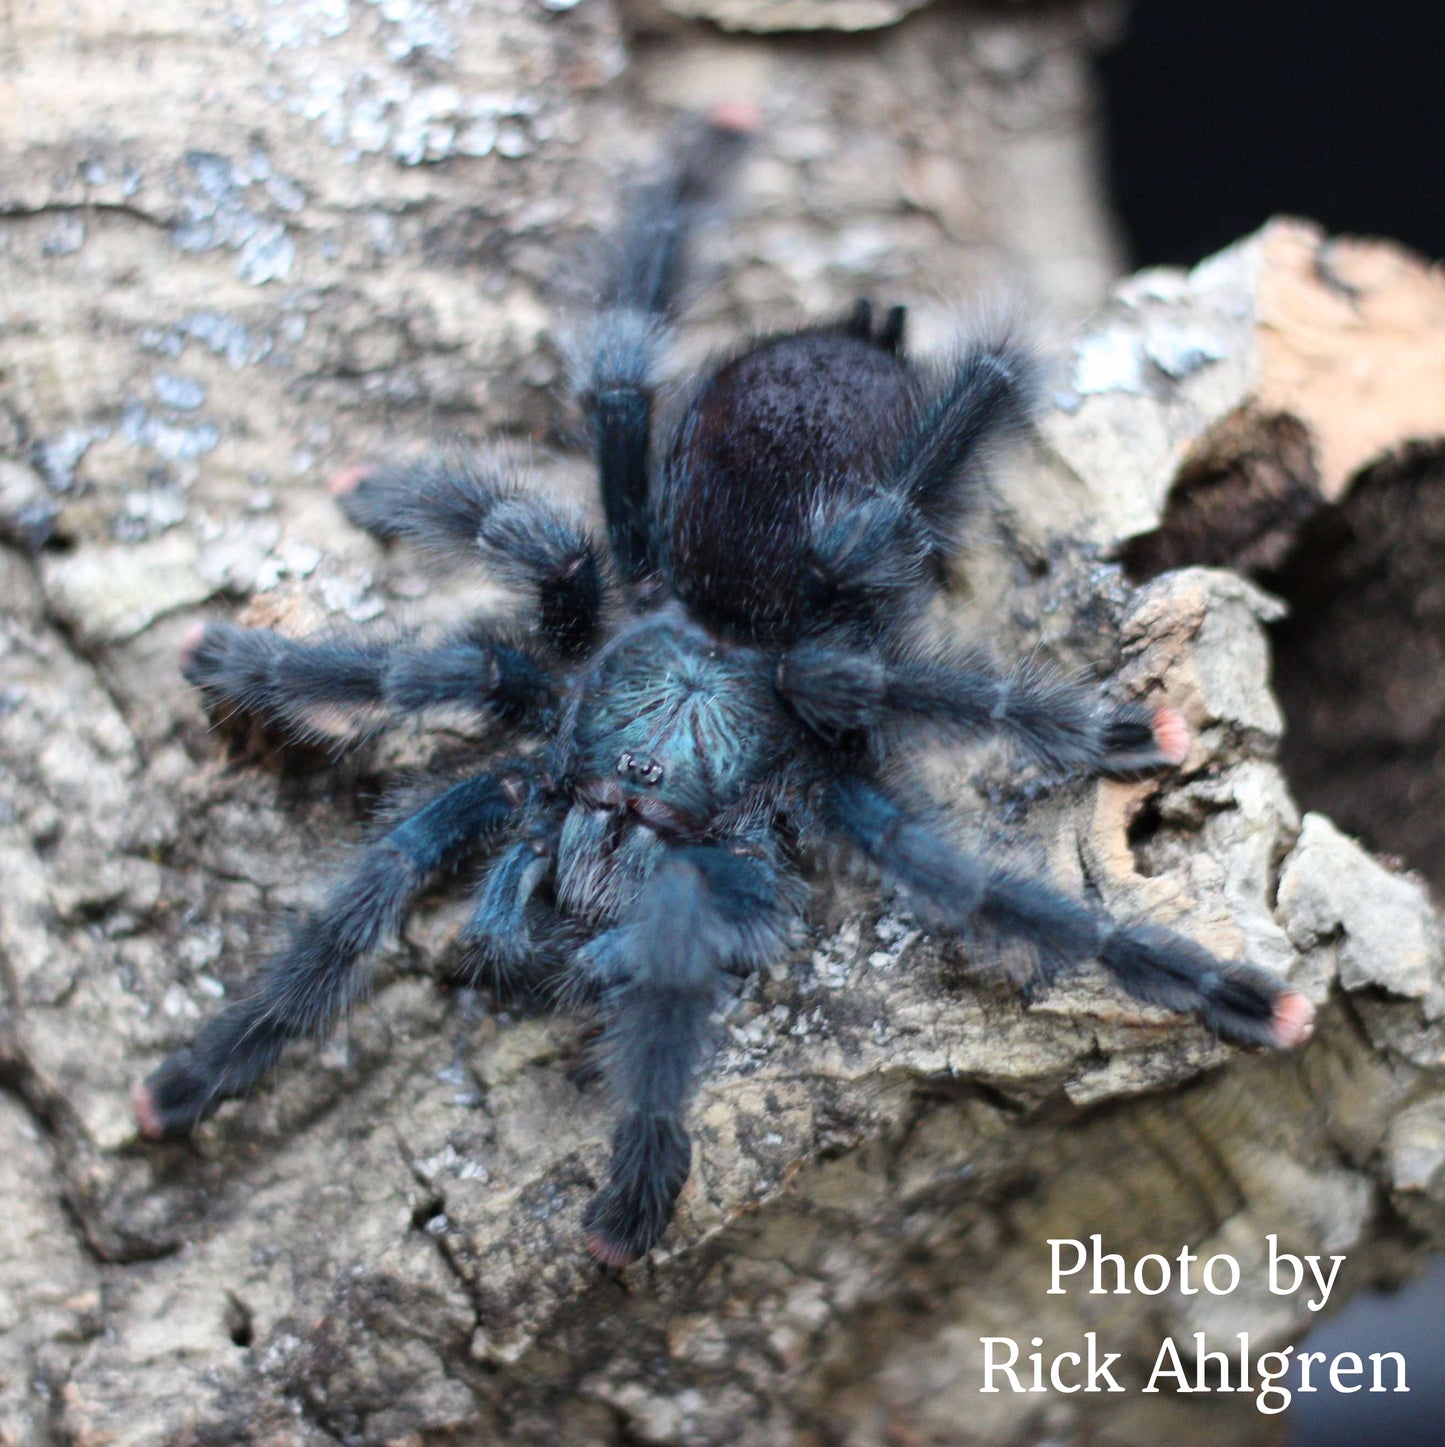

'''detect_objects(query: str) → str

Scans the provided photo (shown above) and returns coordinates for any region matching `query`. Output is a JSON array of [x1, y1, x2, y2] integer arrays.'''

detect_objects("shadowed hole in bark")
[[1263, 446, 1445, 894], [1120, 410, 1321, 580], [410, 1195, 446, 1232], [1125, 793, 1163, 854], [1126, 419, 1445, 894], [223, 1293, 254, 1349]]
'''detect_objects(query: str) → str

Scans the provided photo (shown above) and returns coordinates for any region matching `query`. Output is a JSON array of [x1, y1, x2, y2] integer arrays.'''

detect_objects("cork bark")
[[3, 3, 1445, 1445]]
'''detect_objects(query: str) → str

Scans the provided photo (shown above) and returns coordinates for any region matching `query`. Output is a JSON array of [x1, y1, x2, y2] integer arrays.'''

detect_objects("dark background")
[[1097, 0, 1445, 268]]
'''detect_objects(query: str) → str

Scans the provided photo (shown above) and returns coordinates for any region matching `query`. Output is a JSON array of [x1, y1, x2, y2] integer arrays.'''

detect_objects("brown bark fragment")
[[1256, 220, 1445, 502]]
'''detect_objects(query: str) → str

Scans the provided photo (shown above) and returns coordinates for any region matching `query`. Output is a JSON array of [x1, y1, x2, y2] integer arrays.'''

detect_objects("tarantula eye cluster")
[[135, 109, 1314, 1266]]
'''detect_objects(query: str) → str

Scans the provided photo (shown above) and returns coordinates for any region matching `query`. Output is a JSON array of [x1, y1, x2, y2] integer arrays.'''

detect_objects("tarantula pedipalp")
[[134, 112, 1315, 1267]]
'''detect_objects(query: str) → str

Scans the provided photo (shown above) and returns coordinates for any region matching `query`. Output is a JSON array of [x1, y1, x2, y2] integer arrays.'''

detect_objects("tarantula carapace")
[[135, 111, 1315, 1266]]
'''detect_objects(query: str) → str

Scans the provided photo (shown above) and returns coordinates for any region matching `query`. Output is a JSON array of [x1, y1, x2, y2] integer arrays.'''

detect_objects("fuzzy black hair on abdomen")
[[658, 329, 919, 643]]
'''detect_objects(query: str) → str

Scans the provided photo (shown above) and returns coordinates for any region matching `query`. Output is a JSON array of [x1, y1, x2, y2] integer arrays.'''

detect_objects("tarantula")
[[135, 112, 1315, 1266]]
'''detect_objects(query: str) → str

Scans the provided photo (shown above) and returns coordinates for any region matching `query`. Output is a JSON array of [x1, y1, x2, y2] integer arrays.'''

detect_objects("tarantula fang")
[[135, 111, 1315, 1267]]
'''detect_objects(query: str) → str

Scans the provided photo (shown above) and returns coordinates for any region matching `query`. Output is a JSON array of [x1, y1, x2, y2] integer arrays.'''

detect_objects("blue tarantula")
[[135, 111, 1314, 1266]]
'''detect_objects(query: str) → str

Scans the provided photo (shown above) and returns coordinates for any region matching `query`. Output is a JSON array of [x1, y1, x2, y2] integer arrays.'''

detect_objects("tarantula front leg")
[[580, 844, 800, 1266], [331, 458, 605, 657], [824, 776, 1315, 1050], [135, 768, 529, 1138], [183, 619, 555, 744], [778, 642, 1189, 778]]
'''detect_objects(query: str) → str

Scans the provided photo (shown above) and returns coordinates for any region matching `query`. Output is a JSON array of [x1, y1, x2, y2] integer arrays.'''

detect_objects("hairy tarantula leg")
[[582, 107, 756, 581], [796, 492, 932, 630], [182, 620, 555, 742], [330, 459, 604, 658], [134, 770, 528, 1139], [778, 643, 1189, 777], [824, 777, 1315, 1051], [582, 845, 798, 1266], [887, 334, 1038, 549]]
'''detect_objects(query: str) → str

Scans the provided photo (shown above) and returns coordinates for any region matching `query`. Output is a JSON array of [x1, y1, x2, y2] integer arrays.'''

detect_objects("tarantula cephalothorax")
[[135, 112, 1315, 1266]]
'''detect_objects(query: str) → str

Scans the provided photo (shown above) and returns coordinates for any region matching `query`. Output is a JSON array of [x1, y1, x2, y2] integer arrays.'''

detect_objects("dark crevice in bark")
[[0, 200, 173, 230], [1264, 446, 1445, 894], [1123, 414, 1445, 895], [1120, 410, 1321, 581]]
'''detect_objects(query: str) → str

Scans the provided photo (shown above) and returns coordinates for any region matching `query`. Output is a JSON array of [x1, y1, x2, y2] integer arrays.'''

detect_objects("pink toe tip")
[[132, 1082, 165, 1141], [707, 100, 762, 136], [179, 621, 208, 666], [1272, 992, 1316, 1050], [584, 1231, 637, 1269], [327, 462, 373, 497], [1152, 705, 1192, 766]]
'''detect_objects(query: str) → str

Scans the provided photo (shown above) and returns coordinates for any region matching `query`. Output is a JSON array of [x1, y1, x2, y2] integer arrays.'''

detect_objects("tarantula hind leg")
[[134, 769, 528, 1139], [825, 777, 1315, 1051], [885, 333, 1039, 550], [581, 104, 755, 581]]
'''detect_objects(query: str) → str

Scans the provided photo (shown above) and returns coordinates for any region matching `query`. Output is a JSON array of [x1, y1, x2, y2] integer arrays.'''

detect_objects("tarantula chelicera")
[[135, 112, 1315, 1265]]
